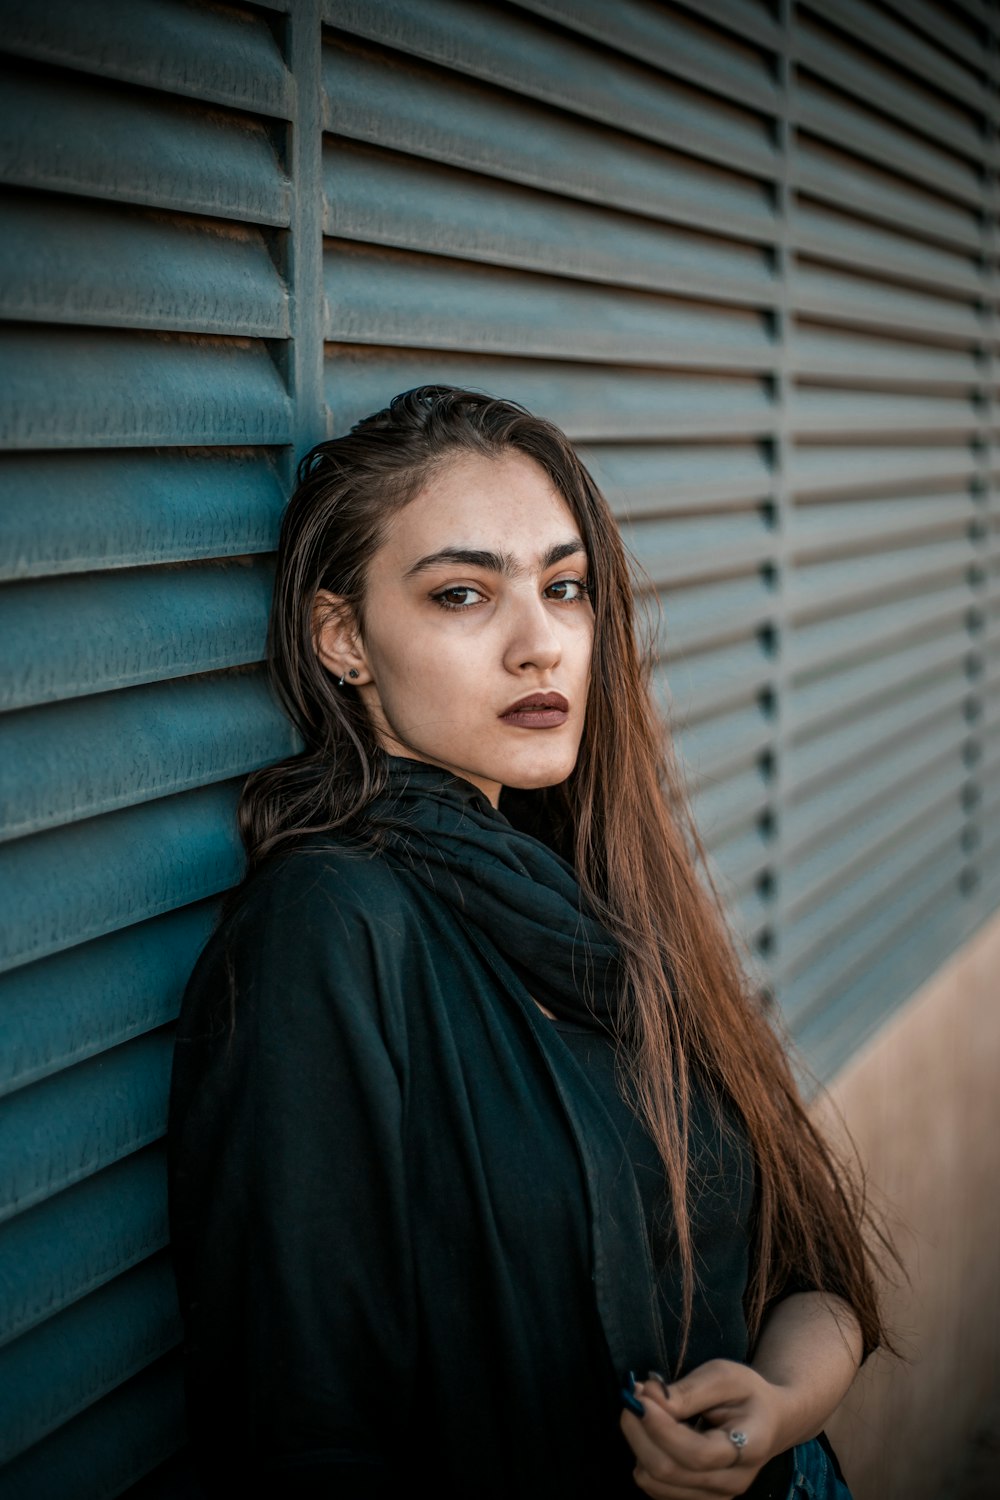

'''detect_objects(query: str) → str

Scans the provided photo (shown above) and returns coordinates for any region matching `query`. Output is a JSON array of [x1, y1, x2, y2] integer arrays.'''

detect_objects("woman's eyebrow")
[[403, 539, 586, 579]]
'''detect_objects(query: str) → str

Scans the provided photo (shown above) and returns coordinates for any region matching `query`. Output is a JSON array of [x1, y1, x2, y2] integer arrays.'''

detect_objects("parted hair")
[[240, 384, 892, 1369]]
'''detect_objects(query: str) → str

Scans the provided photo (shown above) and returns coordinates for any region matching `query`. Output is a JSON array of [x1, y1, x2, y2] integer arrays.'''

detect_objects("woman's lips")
[[499, 692, 570, 729]]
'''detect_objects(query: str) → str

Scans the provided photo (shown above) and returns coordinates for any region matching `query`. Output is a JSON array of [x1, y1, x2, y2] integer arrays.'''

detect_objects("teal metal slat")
[[0, 450, 286, 580], [0, 783, 242, 974], [331, 0, 779, 176], [0, 191, 290, 337], [0, 62, 291, 223], [0, 561, 274, 710], [0, 1146, 168, 1349], [0, 903, 217, 1099], [0, 0, 292, 116], [326, 242, 776, 366], [0, 671, 296, 840], [0, 1349, 185, 1500], [0, 328, 294, 450], [324, 36, 777, 242], [0, 1253, 181, 1468], [0, 1031, 174, 1223]]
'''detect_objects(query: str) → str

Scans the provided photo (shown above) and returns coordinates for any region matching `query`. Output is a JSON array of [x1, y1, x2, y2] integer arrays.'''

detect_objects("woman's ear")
[[311, 590, 372, 684]]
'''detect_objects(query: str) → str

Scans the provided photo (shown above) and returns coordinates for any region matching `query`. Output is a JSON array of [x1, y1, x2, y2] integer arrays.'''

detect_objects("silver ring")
[[729, 1430, 748, 1450]]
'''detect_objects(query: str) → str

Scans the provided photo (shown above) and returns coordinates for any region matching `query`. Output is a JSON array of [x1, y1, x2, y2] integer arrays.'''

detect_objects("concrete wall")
[[818, 908, 1000, 1499]]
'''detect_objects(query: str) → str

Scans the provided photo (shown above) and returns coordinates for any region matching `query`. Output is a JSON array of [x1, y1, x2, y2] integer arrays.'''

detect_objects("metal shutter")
[[0, 1, 997, 1493]]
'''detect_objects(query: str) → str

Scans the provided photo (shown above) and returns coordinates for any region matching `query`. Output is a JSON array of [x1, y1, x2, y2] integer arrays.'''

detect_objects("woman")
[[168, 385, 889, 1499]]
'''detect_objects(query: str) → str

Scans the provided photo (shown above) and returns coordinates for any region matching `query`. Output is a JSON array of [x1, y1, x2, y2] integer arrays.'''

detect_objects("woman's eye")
[[431, 585, 485, 610], [546, 577, 590, 603]]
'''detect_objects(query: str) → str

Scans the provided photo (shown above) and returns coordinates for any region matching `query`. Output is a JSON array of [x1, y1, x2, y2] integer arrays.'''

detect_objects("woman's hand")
[[620, 1360, 790, 1498], [620, 1291, 865, 1496]]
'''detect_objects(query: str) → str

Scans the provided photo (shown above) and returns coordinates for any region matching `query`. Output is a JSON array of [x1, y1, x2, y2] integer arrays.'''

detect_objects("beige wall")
[[816, 908, 1000, 1499]]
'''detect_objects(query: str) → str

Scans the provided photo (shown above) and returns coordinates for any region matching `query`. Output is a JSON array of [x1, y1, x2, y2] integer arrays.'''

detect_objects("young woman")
[[168, 385, 889, 1499]]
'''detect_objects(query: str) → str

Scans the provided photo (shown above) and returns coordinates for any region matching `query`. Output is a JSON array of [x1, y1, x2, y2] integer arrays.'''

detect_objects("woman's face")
[[316, 449, 595, 807]]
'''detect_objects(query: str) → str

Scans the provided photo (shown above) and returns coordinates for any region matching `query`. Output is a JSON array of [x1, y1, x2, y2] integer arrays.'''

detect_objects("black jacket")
[[168, 767, 804, 1497]]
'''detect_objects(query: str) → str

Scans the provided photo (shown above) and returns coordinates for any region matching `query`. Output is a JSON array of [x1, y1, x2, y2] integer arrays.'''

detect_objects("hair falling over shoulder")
[[239, 384, 897, 1371]]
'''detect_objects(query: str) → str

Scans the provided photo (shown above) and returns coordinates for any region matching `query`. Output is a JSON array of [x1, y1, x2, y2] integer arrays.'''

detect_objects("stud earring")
[[348, 669, 359, 679]]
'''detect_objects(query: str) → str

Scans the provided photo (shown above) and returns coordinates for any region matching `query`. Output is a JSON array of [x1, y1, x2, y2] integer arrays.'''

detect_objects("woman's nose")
[[502, 590, 562, 674]]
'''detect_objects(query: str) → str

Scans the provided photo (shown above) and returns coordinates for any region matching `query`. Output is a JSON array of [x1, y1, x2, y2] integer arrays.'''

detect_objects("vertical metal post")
[[768, 0, 795, 1009], [970, 7, 999, 931], [284, 0, 327, 481]]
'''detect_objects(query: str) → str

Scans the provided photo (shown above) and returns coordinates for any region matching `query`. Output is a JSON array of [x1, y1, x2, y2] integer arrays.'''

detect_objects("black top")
[[550, 1019, 795, 1499], [167, 761, 814, 1497]]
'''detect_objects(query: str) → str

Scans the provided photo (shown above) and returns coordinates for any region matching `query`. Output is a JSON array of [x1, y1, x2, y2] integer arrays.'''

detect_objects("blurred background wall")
[[0, 1, 997, 1496]]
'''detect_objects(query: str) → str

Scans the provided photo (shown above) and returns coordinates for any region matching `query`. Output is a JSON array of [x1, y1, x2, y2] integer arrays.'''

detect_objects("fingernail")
[[620, 1388, 645, 1417], [647, 1369, 671, 1396], [625, 1369, 637, 1393]]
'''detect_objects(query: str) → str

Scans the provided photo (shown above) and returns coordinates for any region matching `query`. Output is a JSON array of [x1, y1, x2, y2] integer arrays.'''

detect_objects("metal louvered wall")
[[0, 0, 998, 1493]]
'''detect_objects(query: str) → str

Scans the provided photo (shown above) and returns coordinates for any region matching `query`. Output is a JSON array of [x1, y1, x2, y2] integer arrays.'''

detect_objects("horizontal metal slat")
[[784, 718, 967, 860], [675, 699, 773, 784], [782, 802, 962, 979], [0, 1146, 167, 1348], [326, 348, 776, 440], [0, 901, 216, 1098], [792, 322, 980, 383], [0, 670, 297, 841], [325, 244, 776, 366], [793, 136, 981, 250], [0, 782, 242, 973], [584, 443, 774, 518], [0, 1031, 173, 1222], [0, 1347, 185, 1500], [324, 37, 777, 243], [789, 445, 979, 496], [0, 1252, 180, 1468], [517, 0, 780, 112], [793, 877, 976, 1082], [329, 0, 779, 177], [789, 579, 974, 675], [789, 491, 977, 551], [0, 0, 292, 117], [791, 197, 982, 296], [788, 386, 980, 437], [0, 328, 293, 449], [788, 627, 975, 737], [795, 6, 987, 146], [786, 535, 975, 615], [654, 572, 775, 655], [324, 141, 776, 303], [813, 0, 990, 96], [785, 673, 971, 794], [782, 760, 965, 936], [1, 449, 286, 581], [0, 62, 290, 224], [0, 559, 273, 710], [621, 511, 774, 586], [791, 261, 984, 341], [782, 834, 968, 1031], [654, 635, 773, 721], [690, 761, 771, 845], [793, 73, 981, 205], [706, 822, 774, 900], [0, 191, 289, 337]]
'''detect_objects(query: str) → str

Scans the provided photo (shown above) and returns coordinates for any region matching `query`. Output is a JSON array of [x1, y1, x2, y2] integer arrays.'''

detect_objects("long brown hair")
[[241, 384, 891, 1366]]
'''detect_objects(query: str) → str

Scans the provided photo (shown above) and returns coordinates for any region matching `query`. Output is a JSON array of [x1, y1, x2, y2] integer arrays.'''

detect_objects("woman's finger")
[[651, 1360, 757, 1425], [621, 1401, 748, 1475]]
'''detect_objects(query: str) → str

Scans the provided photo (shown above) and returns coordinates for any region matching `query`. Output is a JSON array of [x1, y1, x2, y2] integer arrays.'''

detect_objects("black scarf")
[[371, 756, 624, 1030]]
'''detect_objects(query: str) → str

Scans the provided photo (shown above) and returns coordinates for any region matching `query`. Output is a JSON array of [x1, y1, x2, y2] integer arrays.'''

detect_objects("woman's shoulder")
[[234, 831, 420, 929], [198, 836, 422, 988], [179, 835, 422, 1045]]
